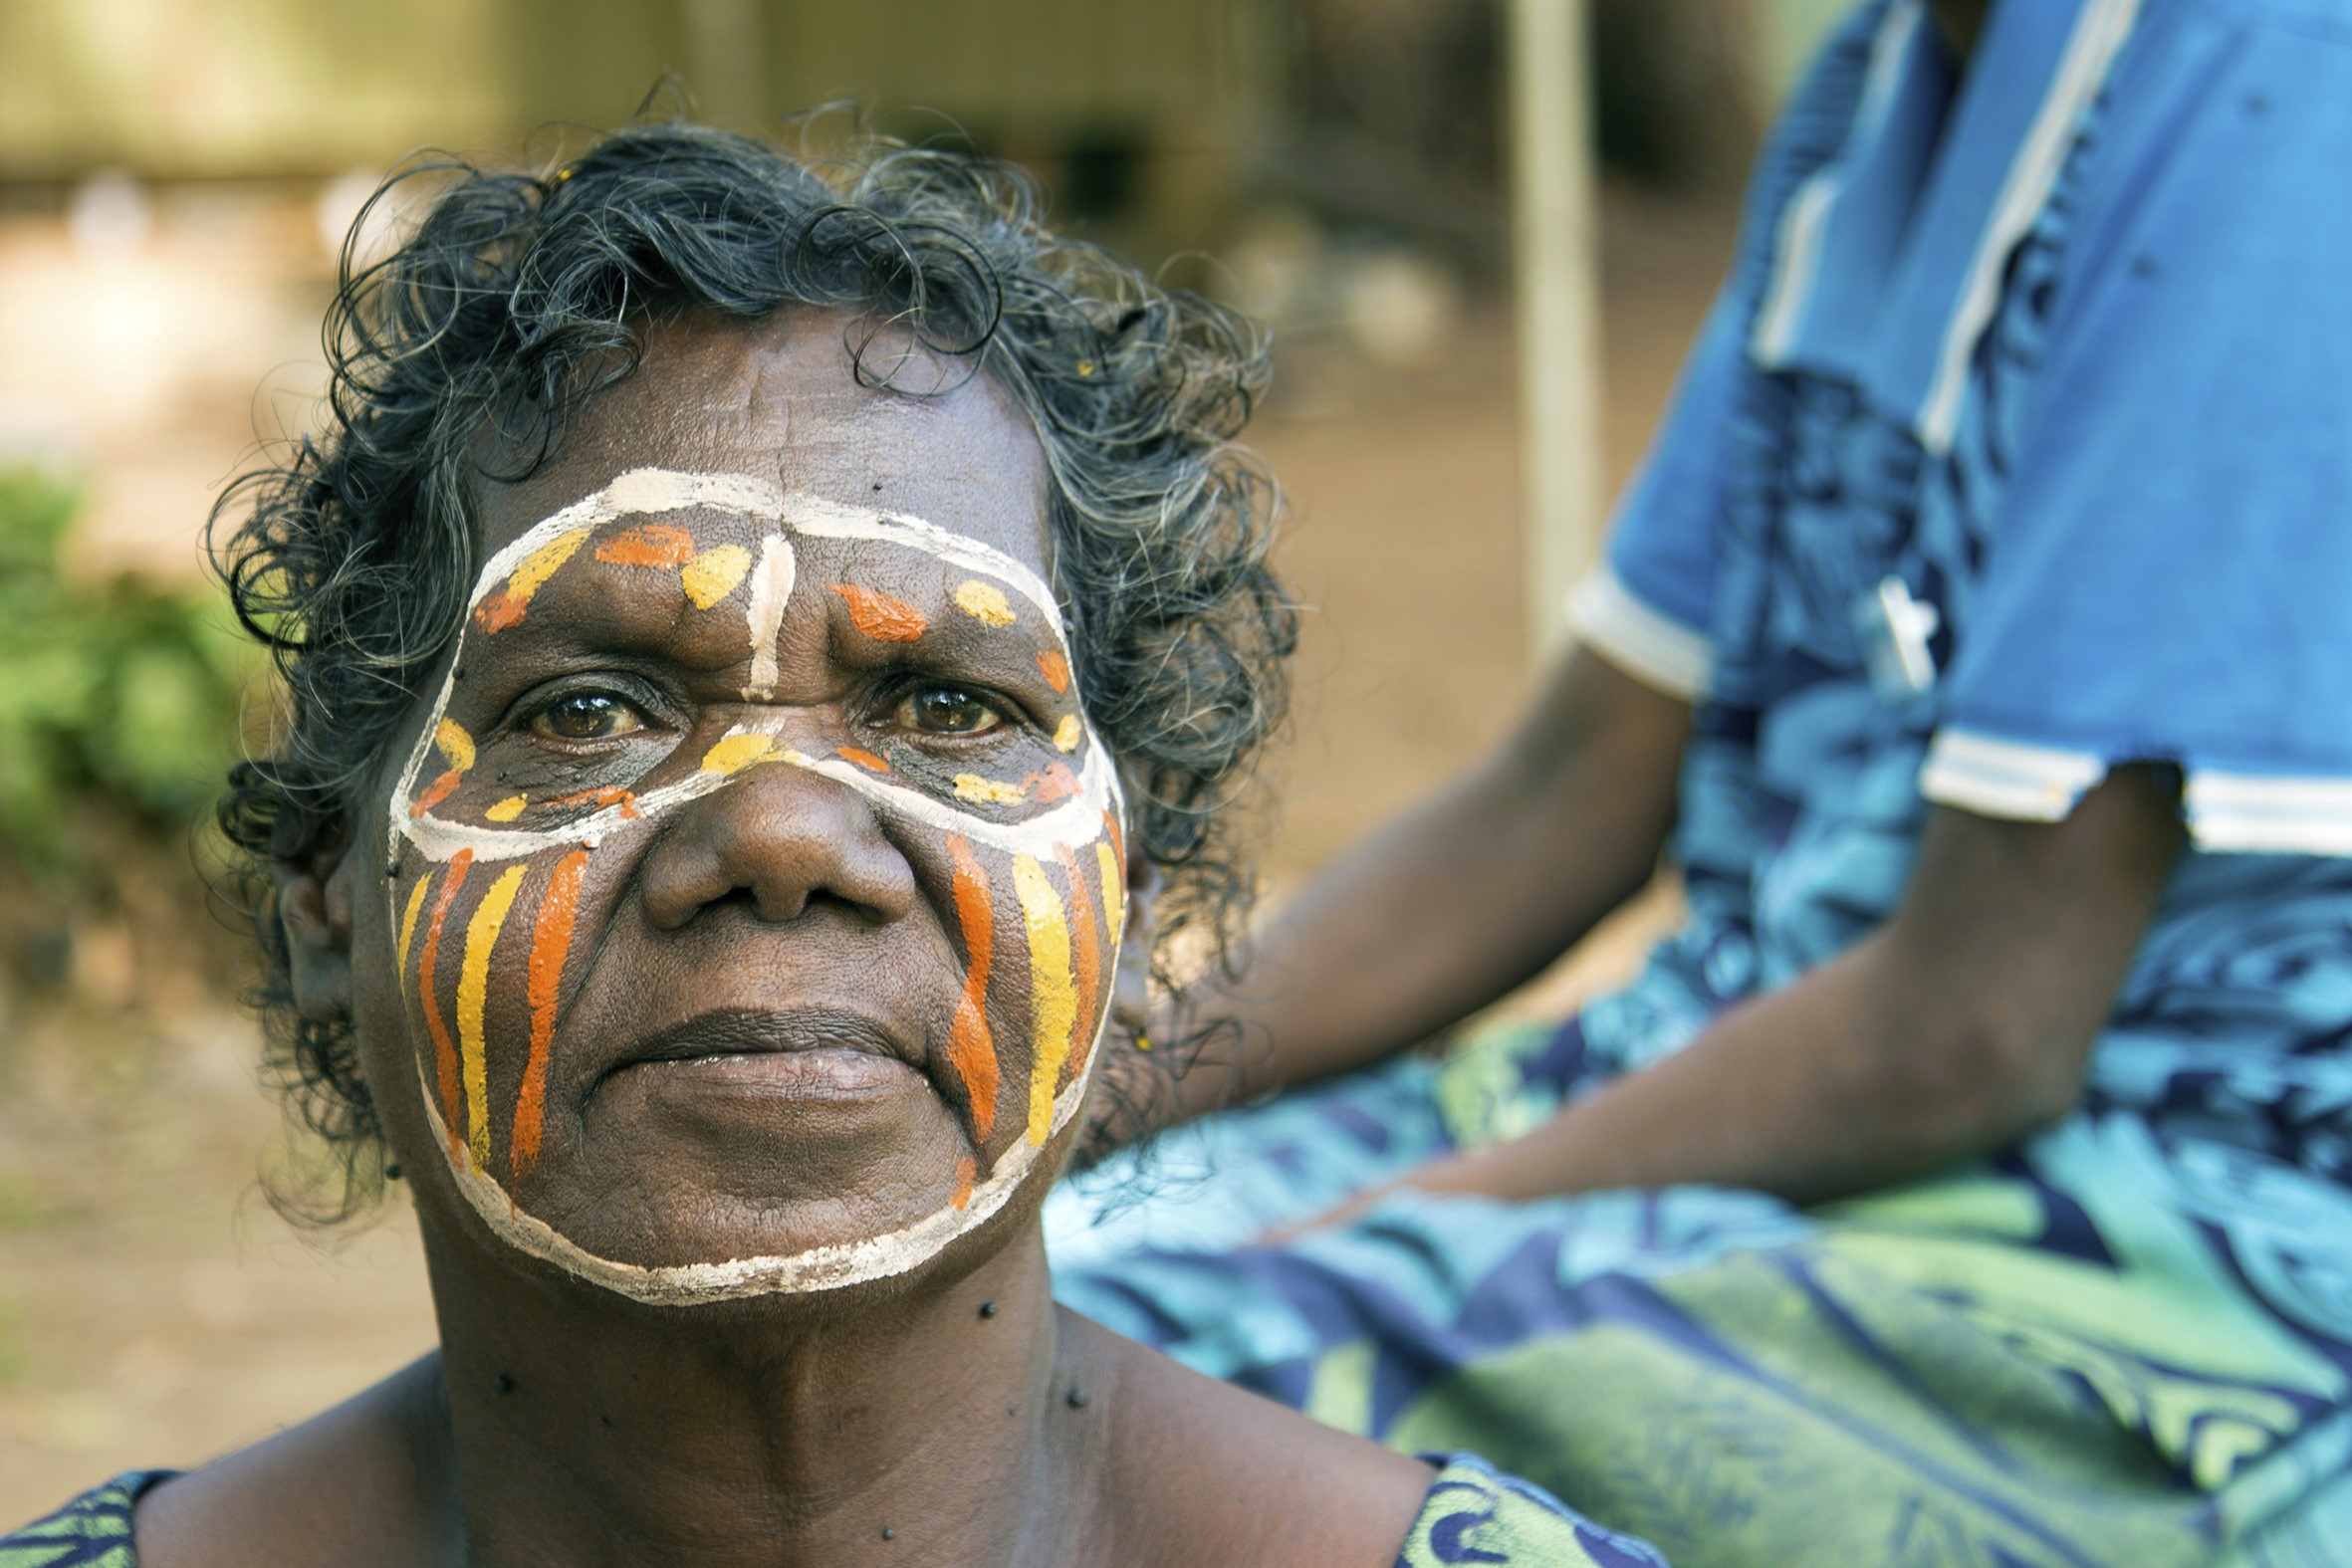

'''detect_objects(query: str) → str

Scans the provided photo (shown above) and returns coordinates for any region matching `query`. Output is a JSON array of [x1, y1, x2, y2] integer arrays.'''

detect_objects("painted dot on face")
[[953, 579, 1017, 627], [1037, 649, 1071, 695], [682, 544, 754, 609], [830, 582, 928, 642], [836, 746, 890, 773], [485, 794, 528, 822], [701, 732, 776, 777], [953, 774, 1028, 806], [1053, 715, 1082, 754], [435, 719, 477, 771], [595, 523, 697, 569]]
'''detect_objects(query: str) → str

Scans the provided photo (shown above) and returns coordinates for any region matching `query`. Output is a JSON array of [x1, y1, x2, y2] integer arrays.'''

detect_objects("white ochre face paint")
[[385, 469, 1125, 1304]]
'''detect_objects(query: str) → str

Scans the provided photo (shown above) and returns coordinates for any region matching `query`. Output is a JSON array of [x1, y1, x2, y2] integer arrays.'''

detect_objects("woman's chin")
[[503, 1071, 978, 1274]]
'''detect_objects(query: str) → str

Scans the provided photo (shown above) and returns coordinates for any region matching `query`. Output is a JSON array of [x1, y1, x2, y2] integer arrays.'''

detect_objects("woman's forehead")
[[474, 310, 1055, 571]]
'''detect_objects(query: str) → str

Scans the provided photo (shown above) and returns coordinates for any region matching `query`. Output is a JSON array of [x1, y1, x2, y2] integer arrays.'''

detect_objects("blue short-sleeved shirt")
[[1569, 0, 2352, 1180]]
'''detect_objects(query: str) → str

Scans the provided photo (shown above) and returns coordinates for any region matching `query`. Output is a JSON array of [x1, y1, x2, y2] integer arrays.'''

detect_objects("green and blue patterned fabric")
[[0, 1473, 169, 1568], [1052, 3, 2352, 1563], [1401, 1453, 1666, 1567]]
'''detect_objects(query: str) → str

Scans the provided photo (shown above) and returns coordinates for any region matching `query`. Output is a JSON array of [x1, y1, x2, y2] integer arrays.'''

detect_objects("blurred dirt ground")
[[0, 181, 1733, 1517]]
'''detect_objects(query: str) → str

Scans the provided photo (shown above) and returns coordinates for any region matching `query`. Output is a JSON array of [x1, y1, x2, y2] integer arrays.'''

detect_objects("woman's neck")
[[421, 1223, 1105, 1567]]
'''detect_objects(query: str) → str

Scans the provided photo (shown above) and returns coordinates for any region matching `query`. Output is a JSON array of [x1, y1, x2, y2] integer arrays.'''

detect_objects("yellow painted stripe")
[[395, 871, 431, 979], [457, 864, 529, 1169], [1095, 840, 1125, 952], [1013, 853, 1075, 1146]]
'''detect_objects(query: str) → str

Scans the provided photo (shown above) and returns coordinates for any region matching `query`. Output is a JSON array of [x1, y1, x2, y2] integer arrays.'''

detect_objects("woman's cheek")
[[390, 838, 604, 1187], [947, 810, 1126, 1182]]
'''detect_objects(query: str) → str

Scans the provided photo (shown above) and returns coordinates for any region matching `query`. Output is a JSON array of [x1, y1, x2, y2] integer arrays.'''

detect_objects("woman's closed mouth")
[[591, 1007, 927, 1104]]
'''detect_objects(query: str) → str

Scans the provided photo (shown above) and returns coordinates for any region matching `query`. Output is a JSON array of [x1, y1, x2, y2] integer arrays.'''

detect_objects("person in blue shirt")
[[1053, 2, 2352, 1562]]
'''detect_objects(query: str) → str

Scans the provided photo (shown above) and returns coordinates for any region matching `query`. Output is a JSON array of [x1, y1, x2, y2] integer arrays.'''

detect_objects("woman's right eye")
[[529, 692, 648, 742]]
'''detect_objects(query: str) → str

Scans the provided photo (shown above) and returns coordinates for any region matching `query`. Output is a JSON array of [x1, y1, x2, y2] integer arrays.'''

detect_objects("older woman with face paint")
[[0, 128, 1669, 1567]]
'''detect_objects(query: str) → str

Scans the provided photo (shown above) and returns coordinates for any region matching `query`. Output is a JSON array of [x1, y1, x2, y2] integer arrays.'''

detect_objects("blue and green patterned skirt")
[[1051, 1019, 2352, 1566]]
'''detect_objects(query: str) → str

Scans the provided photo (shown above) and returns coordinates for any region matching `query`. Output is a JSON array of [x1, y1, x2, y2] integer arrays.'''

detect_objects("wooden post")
[[1507, 0, 1602, 659]]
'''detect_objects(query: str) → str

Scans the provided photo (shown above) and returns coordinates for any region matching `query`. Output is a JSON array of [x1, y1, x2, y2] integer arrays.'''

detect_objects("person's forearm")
[[1167, 651, 1690, 1115], [1401, 935, 2063, 1208], [1388, 771, 2184, 1209]]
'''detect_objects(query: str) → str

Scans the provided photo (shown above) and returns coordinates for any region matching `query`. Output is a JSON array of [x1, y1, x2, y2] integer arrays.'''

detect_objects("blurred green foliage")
[[0, 467, 258, 866]]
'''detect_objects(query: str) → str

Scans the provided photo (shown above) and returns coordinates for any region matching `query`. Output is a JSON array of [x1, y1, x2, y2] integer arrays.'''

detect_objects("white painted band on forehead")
[[397, 723, 1123, 864], [472, 467, 1066, 642], [414, 1015, 1106, 1303]]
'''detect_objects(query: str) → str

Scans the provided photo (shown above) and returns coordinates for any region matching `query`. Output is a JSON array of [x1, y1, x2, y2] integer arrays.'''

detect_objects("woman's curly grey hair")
[[210, 118, 1294, 1217]]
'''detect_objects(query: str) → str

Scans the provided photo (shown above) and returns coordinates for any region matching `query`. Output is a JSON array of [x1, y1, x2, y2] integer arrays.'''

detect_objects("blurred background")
[[0, 0, 1846, 1510]]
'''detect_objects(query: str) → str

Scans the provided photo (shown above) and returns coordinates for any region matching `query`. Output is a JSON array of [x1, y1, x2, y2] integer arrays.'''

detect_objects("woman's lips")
[[592, 1007, 925, 1104]]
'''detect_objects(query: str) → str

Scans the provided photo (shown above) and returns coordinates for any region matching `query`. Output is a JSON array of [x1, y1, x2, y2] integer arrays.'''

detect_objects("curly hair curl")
[[209, 118, 1294, 1218]]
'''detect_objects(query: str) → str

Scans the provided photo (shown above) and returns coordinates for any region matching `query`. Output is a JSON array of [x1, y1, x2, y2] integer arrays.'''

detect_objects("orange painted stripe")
[[1101, 808, 1126, 879], [513, 849, 588, 1178], [1037, 649, 1071, 694], [950, 1154, 976, 1212], [594, 523, 696, 568], [547, 784, 640, 818], [409, 769, 464, 819], [1055, 842, 1102, 1080], [836, 746, 891, 774], [829, 582, 928, 642], [945, 834, 1000, 1143], [417, 848, 473, 1150]]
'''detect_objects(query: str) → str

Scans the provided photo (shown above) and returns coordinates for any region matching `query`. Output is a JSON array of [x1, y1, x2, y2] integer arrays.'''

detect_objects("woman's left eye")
[[894, 686, 1005, 737], [530, 693, 648, 742]]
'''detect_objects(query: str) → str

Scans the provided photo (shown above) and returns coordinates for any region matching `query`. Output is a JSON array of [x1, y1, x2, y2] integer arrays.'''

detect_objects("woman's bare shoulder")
[[1070, 1312, 1433, 1568], [130, 1353, 456, 1568]]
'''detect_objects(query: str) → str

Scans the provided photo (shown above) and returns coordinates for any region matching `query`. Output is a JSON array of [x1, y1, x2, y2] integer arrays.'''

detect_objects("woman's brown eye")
[[896, 687, 1003, 736], [531, 693, 646, 742]]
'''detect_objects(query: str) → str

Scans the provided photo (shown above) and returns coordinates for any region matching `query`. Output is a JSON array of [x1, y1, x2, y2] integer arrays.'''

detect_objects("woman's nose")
[[636, 763, 920, 931]]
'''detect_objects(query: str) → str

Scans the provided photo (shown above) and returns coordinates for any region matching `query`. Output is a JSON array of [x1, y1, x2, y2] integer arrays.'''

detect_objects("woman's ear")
[[271, 820, 357, 1022], [1109, 855, 1161, 1042]]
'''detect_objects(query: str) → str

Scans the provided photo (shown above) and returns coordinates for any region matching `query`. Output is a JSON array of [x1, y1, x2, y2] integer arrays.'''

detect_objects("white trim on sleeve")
[[1752, 0, 1926, 366], [1917, 728, 2107, 821], [2187, 774, 2352, 856], [1566, 567, 1714, 702], [1924, 732, 2352, 856], [1916, 0, 2143, 451]]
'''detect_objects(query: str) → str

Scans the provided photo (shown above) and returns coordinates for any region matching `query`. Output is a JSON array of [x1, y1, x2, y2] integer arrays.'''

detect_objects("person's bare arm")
[[1367, 765, 2183, 1210], [1101, 647, 1691, 1141]]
